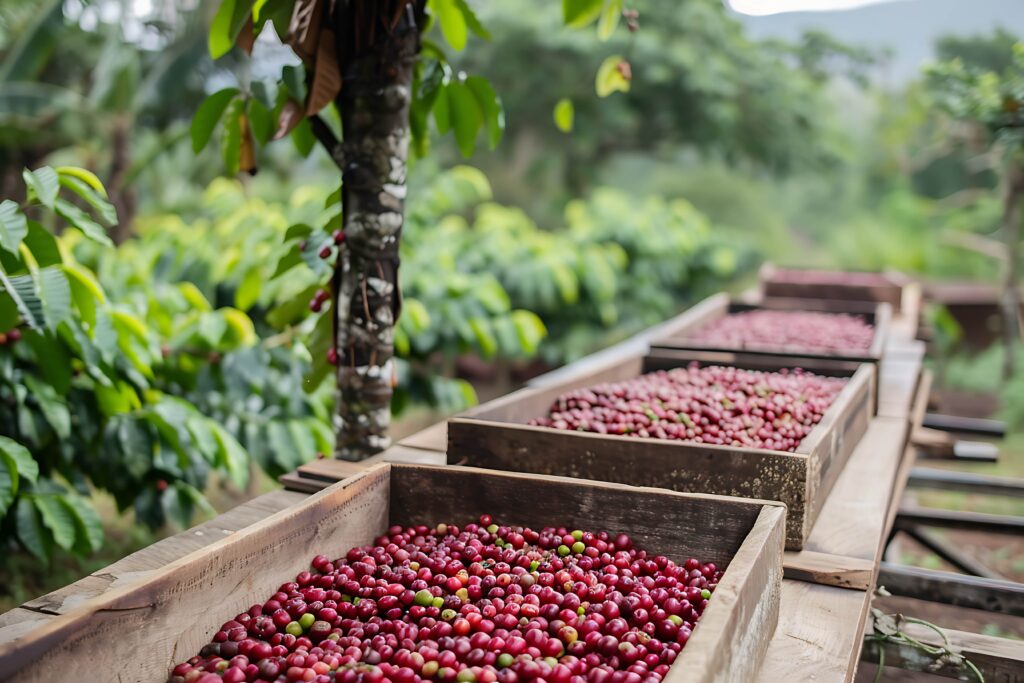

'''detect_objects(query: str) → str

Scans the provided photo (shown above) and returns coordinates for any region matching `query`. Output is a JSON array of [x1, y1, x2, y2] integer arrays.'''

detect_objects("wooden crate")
[[759, 263, 908, 313], [448, 350, 875, 550], [649, 293, 891, 364], [0, 464, 784, 683]]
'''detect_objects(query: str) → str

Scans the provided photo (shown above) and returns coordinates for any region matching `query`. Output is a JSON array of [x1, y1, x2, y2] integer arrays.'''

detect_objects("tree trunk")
[[331, 2, 420, 460], [108, 117, 137, 244], [1001, 159, 1023, 379]]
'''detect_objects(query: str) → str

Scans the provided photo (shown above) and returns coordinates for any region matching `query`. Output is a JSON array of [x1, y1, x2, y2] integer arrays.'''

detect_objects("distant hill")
[[731, 0, 1024, 85]]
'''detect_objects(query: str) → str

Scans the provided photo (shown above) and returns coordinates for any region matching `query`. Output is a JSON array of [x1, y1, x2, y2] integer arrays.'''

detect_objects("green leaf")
[[511, 310, 547, 355], [454, 0, 491, 39], [563, 0, 603, 27], [468, 317, 497, 358], [554, 98, 574, 133], [64, 263, 104, 328], [271, 246, 304, 280], [235, 267, 262, 311], [0, 295, 17, 332], [0, 271, 43, 331], [23, 374, 70, 439], [58, 175, 117, 225], [23, 330, 71, 394], [0, 200, 28, 254], [303, 310, 335, 393], [191, 88, 240, 153], [211, 422, 250, 489], [282, 64, 307, 103], [35, 494, 76, 550], [447, 81, 482, 157], [54, 198, 113, 246], [597, 0, 622, 40], [433, 81, 452, 135], [222, 97, 244, 176], [285, 223, 315, 241], [291, 118, 316, 157], [35, 266, 72, 331], [466, 76, 504, 149], [62, 495, 103, 554], [431, 0, 468, 51], [22, 167, 58, 209], [0, 456, 15, 517], [595, 55, 630, 97], [209, 0, 255, 59], [55, 167, 107, 197], [248, 97, 273, 145], [24, 221, 61, 267], [16, 497, 48, 560]]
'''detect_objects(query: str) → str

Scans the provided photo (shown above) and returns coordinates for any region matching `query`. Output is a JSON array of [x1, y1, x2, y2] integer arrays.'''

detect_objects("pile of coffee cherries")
[[169, 517, 720, 683], [530, 364, 846, 452], [688, 310, 874, 353]]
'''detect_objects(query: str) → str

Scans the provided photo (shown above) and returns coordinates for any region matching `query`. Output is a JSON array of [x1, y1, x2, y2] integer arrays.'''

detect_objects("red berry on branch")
[[309, 298, 323, 313], [156, 479, 168, 492], [7, 328, 20, 342], [319, 246, 333, 259], [326, 348, 338, 365], [333, 230, 346, 245]]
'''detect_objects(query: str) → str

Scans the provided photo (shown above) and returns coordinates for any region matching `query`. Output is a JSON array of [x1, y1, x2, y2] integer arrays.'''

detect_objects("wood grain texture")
[[396, 421, 448, 452], [802, 417, 909, 561], [755, 579, 871, 682], [678, 506, 785, 682], [782, 551, 875, 590], [389, 465, 781, 567], [2, 490, 305, 637], [0, 467, 392, 682], [449, 352, 874, 550]]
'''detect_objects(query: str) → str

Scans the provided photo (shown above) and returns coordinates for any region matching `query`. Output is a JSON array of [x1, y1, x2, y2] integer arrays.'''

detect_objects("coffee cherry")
[[326, 348, 338, 366], [531, 363, 845, 453], [169, 518, 721, 682], [690, 310, 874, 353], [319, 245, 333, 259]]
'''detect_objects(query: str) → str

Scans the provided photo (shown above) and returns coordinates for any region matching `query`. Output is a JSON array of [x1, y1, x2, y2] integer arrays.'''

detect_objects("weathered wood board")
[[447, 350, 875, 549], [650, 293, 892, 365], [0, 464, 785, 683]]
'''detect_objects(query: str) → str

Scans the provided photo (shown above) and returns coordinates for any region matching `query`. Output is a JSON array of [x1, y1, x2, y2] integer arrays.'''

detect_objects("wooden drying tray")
[[445, 348, 875, 550], [649, 292, 892, 366], [0, 464, 785, 683]]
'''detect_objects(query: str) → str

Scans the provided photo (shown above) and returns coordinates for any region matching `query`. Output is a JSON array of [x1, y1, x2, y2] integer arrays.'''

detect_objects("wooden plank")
[[755, 579, 871, 682], [0, 467, 393, 682], [0, 464, 785, 683], [0, 610, 53, 650], [896, 506, 1024, 535], [877, 562, 1024, 617], [802, 417, 909, 561], [877, 343, 925, 421], [11, 490, 305, 621], [396, 421, 448, 452], [908, 467, 1024, 497], [680, 507, 785, 683], [862, 621, 1024, 682], [449, 352, 875, 550], [782, 551, 874, 590]]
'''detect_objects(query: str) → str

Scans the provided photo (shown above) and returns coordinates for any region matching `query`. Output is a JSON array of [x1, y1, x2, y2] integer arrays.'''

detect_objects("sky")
[[727, 0, 903, 16]]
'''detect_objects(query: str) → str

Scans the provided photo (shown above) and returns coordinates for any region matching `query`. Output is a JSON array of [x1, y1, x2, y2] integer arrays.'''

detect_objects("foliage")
[[0, 167, 263, 564], [404, 167, 750, 365]]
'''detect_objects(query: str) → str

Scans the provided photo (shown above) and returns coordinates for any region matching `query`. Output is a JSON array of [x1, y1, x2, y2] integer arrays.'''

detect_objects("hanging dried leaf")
[[236, 16, 256, 55], [306, 28, 342, 116], [239, 114, 257, 175], [288, 0, 323, 64], [273, 99, 304, 140]]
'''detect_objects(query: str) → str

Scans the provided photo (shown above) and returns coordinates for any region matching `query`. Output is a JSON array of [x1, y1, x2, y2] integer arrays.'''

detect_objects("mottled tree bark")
[[331, 2, 419, 460]]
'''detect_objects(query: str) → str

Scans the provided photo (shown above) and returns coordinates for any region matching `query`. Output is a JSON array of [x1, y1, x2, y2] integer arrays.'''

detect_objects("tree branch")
[[310, 114, 345, 170]]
